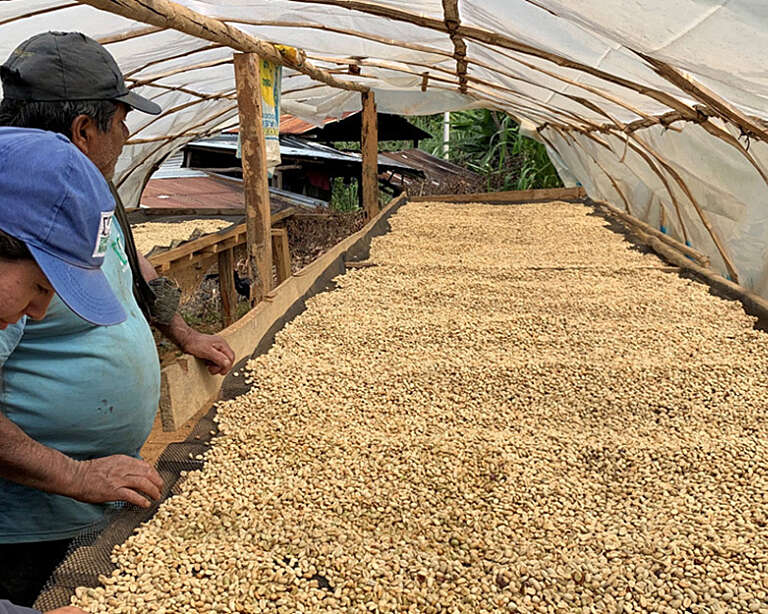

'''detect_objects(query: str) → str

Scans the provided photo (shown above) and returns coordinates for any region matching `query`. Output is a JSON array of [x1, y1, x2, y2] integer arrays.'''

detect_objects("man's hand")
[[66, 456, 163, 508], [179, 331, 235, 375], [46, 608, 87, 614]]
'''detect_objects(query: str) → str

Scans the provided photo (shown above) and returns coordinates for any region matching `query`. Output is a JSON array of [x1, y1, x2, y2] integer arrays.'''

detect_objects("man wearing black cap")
[[0, 32, 234, 605]]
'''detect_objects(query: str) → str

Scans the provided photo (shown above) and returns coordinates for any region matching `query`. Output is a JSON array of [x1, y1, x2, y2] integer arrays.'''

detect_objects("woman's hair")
[[0, 229, 32, 260]]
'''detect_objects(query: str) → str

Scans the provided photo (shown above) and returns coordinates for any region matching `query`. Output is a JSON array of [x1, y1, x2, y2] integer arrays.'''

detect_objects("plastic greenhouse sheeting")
[[2, 1, 768, 294]]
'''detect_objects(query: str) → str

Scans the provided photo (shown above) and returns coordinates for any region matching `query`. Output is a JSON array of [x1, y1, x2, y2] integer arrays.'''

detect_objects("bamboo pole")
[[227, 17, 660, 130], [129, 57, 233, 87], [554, 127, 633, 216], [626, 131, 739, 282], [97, 25, 165, 45], [124, 44, 222, 79], [592, 199, 710, 268], [637, 52, 768, 144], [560, 105, 768, 188], [77, 0, 369, 93], [295, 0, 768, 186], [307, 53, 624, 126], [551, 126, 692, 245], [361, 90, 380, 218], [549, 110, 692, 137], [127, 90, 237, 140], [0, 2, 78, 27], [288, 0, 701, 120], [473, 41, 660, 125], [234, 53, 272, 304]]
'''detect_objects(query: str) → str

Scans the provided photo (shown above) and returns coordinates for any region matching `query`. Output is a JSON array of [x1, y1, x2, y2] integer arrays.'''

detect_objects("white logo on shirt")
[[92, 212, 114, 258]]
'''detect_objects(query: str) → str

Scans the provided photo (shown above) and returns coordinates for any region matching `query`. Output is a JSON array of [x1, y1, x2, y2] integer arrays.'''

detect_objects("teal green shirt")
[[0, 224, 160, 543]]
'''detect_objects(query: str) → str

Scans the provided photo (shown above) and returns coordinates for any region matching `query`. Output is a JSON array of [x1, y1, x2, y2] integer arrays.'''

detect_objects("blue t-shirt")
[[0, 223, 160, 543]]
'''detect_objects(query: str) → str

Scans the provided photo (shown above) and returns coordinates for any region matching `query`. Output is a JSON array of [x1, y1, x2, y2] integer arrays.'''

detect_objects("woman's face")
[[0, 260, 54, 329]]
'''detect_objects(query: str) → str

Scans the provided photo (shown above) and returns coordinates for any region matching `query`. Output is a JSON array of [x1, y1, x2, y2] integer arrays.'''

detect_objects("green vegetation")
[[417, 110, 562, 191], [330, 177, 360, 212], [329, 109, 562, 210]]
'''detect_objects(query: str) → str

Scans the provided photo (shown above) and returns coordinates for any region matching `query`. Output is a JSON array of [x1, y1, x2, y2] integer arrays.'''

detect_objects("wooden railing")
[[147, 208, 295, 325]]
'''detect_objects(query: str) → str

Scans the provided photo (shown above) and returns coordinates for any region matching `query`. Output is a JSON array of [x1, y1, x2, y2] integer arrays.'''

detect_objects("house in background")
[[138, 111, 476, 213]]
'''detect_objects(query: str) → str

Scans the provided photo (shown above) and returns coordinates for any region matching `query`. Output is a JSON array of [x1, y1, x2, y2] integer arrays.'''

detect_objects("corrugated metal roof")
[[141, 174, 242, 209], [187, 133, 239, 152], [185, 135, 422, 175], [150, 150, 207, 180], [141, 173, 327, 210], [379, 149, 481, 193], [279, 112, 356, 135], [279, 136, 361, 163]]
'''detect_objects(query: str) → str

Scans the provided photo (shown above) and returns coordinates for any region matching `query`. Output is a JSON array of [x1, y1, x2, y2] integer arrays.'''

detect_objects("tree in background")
[[331, 109, 562, 209], [411, 110, 562, 191]]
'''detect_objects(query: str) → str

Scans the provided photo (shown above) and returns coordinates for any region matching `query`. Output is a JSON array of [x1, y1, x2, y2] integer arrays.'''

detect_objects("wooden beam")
[[441, 0, 468, 94], [218, 248, 237, 327], [409, 187, 586, 203], [360, 90, 380, 218], [150, 226, 296, 280], [234, 53, 272, 304], [421, 71, 429, 92], [77, 0, 368, 92], [271, 227, 292, 286], [548, 109, 694, 136]]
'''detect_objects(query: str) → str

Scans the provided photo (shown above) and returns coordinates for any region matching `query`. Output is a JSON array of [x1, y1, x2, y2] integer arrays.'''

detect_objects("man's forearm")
[[154, 312, 195, 349], [138, 252, 159, 283], [0, 413, 78, 496], [137, 253, 234, 374]]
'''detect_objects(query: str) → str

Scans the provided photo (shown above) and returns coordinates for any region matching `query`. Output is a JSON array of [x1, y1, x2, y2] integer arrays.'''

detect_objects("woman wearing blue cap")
[[0, 127, 163, 614]]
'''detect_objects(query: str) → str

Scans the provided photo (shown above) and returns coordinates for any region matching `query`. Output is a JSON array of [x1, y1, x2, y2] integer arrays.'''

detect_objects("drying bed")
[[72, 200, 768, 613]]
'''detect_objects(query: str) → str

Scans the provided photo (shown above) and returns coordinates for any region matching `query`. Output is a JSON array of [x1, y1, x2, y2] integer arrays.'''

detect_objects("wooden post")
[[360, 90, 379, 218], [234, 52, 272, 304], [218, 248, 237, 326], [271, 228, 292, 286]]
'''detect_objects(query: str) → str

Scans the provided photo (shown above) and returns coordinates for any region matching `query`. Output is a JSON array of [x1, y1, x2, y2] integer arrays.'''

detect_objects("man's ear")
[[69, 114, 97, 157]]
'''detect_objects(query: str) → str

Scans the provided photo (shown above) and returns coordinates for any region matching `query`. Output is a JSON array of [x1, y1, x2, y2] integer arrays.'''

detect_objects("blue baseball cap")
[[0, 127, 126, 326]]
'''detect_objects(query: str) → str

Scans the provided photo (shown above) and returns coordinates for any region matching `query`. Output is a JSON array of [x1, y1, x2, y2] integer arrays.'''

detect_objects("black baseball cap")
[[0, 31, 161, 115]]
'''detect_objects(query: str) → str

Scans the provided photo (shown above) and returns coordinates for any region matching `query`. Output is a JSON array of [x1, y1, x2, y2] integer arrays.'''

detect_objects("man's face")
[[88, 103, 130, 181]]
